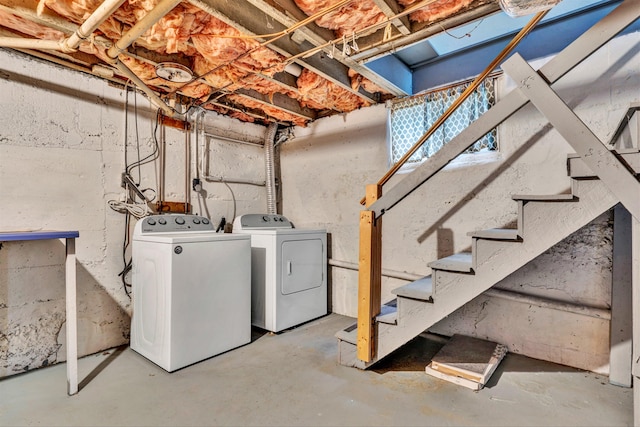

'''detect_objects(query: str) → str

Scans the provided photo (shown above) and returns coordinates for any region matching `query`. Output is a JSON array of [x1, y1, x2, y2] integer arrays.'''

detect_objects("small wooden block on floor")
[[425, 334, 508, 391]]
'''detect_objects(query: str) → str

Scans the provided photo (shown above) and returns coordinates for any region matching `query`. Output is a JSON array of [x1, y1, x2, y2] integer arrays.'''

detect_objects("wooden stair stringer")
[[338, 178, 618, 369]]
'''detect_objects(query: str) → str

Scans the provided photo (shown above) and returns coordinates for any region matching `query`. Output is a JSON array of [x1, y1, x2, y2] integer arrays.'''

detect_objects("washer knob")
[[158, 218, 167, 225], [147, 218, 156, 225], [192, 218, 201, 224], [175, 217, 185, 225], [202, 218, 210, 224], [262, 216, 269, 222]]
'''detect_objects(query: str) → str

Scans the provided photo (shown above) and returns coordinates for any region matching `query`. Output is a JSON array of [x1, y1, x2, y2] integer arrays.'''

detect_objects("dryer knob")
[[262, 216, 269, 222], [147, 218, 156, 225], [175, 217, 185, 225], [192, 218, 201, 224], [202, 218, 210, 224], [158, 218, 167, 225]]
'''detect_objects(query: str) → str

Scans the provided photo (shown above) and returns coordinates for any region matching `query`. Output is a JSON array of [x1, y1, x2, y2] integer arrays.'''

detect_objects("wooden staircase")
[[340, 183, 607, 367], [337, 0, 640, 370], [337, 144, 640, 368]]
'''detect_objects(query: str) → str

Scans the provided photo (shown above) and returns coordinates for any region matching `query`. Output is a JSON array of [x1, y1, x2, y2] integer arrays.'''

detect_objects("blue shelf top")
[[0, 230, 79, 241]]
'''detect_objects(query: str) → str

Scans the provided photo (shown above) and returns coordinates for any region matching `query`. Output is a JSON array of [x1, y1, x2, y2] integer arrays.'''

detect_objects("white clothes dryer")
[[131, 214, 251, 372], [233, 214, 327, 332]]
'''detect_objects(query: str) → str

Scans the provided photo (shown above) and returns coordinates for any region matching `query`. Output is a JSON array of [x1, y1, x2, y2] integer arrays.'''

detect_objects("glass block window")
[[389, 78, 497, 164]]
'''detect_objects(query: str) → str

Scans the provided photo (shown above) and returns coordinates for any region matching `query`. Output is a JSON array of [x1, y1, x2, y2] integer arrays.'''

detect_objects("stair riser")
[[568, 151, 640, 178], [517, 180, 613, 238]]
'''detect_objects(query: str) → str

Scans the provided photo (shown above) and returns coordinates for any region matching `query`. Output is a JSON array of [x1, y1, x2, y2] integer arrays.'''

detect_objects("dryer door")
[[280, 238, 324, 295]]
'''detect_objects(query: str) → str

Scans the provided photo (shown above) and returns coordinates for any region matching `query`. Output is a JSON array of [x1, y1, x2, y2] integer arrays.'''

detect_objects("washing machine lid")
[[134, 232, 250, 244]]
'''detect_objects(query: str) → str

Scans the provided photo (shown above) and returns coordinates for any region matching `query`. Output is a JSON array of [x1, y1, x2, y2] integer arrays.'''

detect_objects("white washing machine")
[[131, 214, 251, 372], [233, 214, 327, 332]]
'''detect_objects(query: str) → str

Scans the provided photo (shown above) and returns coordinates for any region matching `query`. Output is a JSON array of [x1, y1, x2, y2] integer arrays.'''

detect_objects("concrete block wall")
[[280, 31, 639, 373], [0, 49, 268, 377]]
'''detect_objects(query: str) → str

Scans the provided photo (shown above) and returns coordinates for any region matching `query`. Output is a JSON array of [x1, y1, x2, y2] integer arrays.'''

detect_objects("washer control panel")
[[233, 214, 293, 230], [139, 214, 214, 233]]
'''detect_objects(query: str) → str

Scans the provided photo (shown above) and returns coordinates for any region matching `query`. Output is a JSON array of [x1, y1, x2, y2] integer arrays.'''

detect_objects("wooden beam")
[[371, 0, 411, 35], [357, 184, 382, 362], [350, 3, 499, 64], [235, 0, 407, 96], [189, 0, 377, 103], [232, 87, 317, 120], [243, 0, 335, 45]]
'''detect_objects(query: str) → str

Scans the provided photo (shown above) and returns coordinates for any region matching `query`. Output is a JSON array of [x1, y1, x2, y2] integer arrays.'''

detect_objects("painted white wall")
[[280, 31, 640, 373], [0, 49, 268, 377]]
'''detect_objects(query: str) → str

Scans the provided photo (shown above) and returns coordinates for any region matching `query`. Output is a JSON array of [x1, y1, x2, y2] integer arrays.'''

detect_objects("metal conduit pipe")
[[264, 122, 278, 214], [202, 176, 266, 186], [328, 259, 423, 282], [328, 259, 611, 320], [185, 126, 191, 214]]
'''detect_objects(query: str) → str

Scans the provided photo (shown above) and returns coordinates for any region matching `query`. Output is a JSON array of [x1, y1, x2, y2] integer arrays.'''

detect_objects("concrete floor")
[[0, 313, 633, 426]]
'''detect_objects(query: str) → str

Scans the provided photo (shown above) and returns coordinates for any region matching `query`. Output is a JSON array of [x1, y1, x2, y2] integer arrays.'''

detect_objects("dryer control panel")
[[137, 214, 214, 234], [233, 214, 293, 230]]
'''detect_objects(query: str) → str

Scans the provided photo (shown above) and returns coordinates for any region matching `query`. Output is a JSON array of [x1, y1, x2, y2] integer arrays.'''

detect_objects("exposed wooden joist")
[[244, 0, 335, 46], [351, 2, 500, 64], [189, 0, 377, 104], [245, 0, 406, 96], [232, 87, 317, 120], [371, 0, 411, 35]]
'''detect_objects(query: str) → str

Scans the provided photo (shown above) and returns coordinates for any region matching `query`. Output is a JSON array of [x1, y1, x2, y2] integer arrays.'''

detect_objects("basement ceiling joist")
[[0, 0, 503, 126], [190, 0, 378, 103]]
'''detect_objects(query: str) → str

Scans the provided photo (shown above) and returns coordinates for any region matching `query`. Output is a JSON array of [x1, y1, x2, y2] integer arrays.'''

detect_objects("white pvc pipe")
[[0, 37, 62, 50], [106, 0, 182, 60], [0, 0, 179, 117], [63, 0, 127, 52]]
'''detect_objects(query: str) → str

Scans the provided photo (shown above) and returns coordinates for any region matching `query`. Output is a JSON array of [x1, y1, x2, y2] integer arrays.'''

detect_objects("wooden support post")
[[357, 184, 382, 362]]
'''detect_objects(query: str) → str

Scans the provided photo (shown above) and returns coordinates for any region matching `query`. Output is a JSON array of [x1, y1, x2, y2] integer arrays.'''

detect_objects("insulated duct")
[[264, 122, 278, 215]]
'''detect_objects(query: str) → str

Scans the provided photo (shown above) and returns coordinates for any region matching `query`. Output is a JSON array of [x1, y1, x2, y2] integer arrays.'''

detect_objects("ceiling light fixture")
[[155, 62, 193, 83]]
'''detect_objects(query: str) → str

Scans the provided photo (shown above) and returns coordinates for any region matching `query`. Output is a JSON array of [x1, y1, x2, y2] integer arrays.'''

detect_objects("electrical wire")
[[126, 109, 161, 176], [111, 88, 163, 298]]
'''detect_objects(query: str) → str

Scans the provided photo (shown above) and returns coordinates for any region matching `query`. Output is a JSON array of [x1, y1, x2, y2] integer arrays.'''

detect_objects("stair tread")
[[391, 276, 433, 301], [335, 323, 357, 344], [376, 300, 398, 325], [428, 253, 473, 273], [468, 228, 521, 240], [512, 193, 576, 202]]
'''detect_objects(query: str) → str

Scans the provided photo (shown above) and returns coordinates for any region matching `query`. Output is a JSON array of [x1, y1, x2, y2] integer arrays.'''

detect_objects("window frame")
[[387, 74, 501, 173]]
